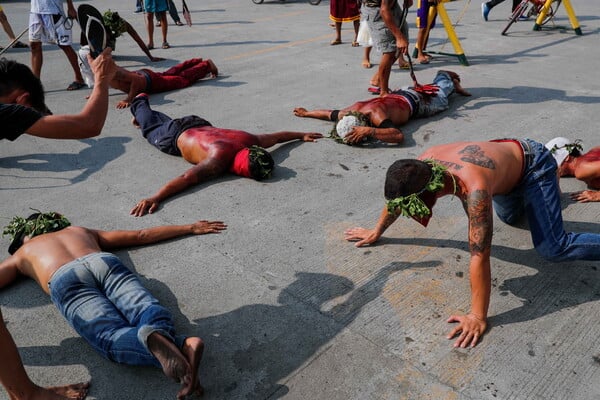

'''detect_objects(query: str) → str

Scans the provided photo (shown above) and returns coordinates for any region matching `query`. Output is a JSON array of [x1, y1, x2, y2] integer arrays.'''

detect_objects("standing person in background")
[[144, 0, 169, 49], [28, 0, 86, 90], [414, 0, 437, 64], [157, 0, 184, 27], [0, 6, 29, 49], [481, 0, 520, 21], [362, 0, 412, 96], [329, 0, 361, 46]]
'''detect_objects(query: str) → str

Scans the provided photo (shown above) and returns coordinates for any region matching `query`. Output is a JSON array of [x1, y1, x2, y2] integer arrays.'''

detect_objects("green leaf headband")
[[103, 10, 127, 39], [248, 145, 273, 179], [385, 159, 453, 218], [549, 139, 583, 156], [3, 210, 71, 242]]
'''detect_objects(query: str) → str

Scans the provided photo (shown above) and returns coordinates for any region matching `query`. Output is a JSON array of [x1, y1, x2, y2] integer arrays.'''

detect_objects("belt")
[[363, 0, 380, 7], [517, 139, 534, 169]]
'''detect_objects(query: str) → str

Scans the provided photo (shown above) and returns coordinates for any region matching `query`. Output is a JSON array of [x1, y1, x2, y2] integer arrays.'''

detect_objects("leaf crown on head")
[[103, 10, 127, 38], [248, 145, 273, 179], [3, 210, 71, 242], [385, 159, 454, 218], [549, 139, 583, 156]]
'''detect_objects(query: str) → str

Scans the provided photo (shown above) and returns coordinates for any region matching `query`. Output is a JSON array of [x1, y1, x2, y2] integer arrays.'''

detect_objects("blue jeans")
[[48, 252, 185, 367], [410, 71, 454, 118], [130, 94, 211, 156], [493, 139, 600, 262]]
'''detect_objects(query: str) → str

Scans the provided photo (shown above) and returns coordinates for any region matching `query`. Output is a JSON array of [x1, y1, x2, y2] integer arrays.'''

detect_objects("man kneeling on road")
[[129, 94, 323, 216], [344, 139, 600, 348], [293, 70, 470, 145], [1, 211, 227, 399]]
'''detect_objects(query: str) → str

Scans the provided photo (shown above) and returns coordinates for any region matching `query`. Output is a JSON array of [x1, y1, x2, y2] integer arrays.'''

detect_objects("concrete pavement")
[[1, 0, 599, 399]]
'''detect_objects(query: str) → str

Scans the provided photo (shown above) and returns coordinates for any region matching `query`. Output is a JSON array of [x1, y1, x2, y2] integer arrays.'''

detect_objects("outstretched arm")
[[344, 206, 399, 246], [255, 131, 323, 148], [116, 72, 148, 109], [0, 257, 19, 289], [447, 189, 492, 348], [293, 107, 334, 121], [131, 156, 228, 216], [26, 49, 116, 138], [93, 220, 227, 249], [125, 21, 164, 62]]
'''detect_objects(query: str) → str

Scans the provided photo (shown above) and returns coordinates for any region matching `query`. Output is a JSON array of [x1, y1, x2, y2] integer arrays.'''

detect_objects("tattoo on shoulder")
[[434, 159, 463, 171], [458, 145, 496, 170], [467, 189, 493, 254]]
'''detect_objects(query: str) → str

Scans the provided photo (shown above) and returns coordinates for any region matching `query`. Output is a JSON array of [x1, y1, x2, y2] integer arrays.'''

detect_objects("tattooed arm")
[[447, 188, 493, 348]]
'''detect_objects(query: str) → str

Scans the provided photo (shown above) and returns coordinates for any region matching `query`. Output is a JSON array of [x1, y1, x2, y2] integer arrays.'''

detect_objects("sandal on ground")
[[330, 38, 342, 45], [175, 21, 184, 26], [368, 86, 381, 95], [67, 81, 86, 91], [12, 41, 29, 48], [351, 41, 359, 47], [161, 42, 170, 49], [398, 62, 410, 70], [147, 44, 154, 50], [362, 60, 372, 69]]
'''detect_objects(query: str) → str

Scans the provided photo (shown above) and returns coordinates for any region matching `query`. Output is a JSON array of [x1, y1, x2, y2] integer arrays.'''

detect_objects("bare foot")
[[206, 59, 218, 78], [440, 70, 471, 96], [178, 337, 204, 399], [147, 333, 191, 390], [31, 381, 90, 399]]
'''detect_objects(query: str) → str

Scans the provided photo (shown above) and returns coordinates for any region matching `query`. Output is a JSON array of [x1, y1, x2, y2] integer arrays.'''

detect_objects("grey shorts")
[[362, 3, 408, 54]]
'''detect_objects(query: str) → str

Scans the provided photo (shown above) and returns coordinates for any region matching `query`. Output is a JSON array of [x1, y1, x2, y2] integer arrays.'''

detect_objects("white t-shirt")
[[31, 0, 64, 15]]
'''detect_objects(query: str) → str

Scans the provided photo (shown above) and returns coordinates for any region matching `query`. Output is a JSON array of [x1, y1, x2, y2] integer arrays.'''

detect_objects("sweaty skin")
[[344, 141, 524, 348], [130, 124, 323, 216], [561, 147, 600, 202], [293, 70, 470, 145], [0, 220, 226, 399]]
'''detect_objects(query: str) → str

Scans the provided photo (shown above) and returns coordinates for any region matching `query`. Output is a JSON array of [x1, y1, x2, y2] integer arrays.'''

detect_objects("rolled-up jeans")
[[493, 139, 600, 262], [49, 252, 185, 367], [410, 71, 455, 118]]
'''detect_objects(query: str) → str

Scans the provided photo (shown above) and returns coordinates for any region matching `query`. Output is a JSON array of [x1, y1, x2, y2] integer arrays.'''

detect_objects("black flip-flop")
[[77, 4, 107, 58]]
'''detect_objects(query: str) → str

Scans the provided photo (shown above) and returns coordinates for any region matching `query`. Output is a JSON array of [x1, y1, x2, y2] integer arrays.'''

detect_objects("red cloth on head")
[[230, 148, 252, 178]]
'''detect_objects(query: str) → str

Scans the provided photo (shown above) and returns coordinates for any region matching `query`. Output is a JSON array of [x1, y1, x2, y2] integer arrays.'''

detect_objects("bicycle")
[[501, 0, 561, 35], [252, 0, 321, 4]]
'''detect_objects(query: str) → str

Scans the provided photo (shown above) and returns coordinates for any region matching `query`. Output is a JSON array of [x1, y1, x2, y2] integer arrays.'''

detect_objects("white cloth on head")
[[545, 137, 576, 167], [336, 115, 360, 140]]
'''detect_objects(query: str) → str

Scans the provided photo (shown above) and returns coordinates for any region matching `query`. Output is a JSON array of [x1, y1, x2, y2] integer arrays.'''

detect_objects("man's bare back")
[[420, 140, 524, 196], [12, 226, 104, 293], [176, 126, 260, 164], [2, 218, 226, 399]]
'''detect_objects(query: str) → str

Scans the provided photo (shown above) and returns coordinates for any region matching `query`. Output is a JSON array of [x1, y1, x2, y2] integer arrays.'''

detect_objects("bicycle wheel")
[[501, 0, 528, 35], [252, 0, 264, 4], [308, 0, 321, 4], [540, 0, 561, 25]]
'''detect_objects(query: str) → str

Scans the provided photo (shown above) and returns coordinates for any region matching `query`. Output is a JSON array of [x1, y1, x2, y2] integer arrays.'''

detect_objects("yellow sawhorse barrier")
[[413, 0, 469, 66], [533, 0, 582, 35]]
